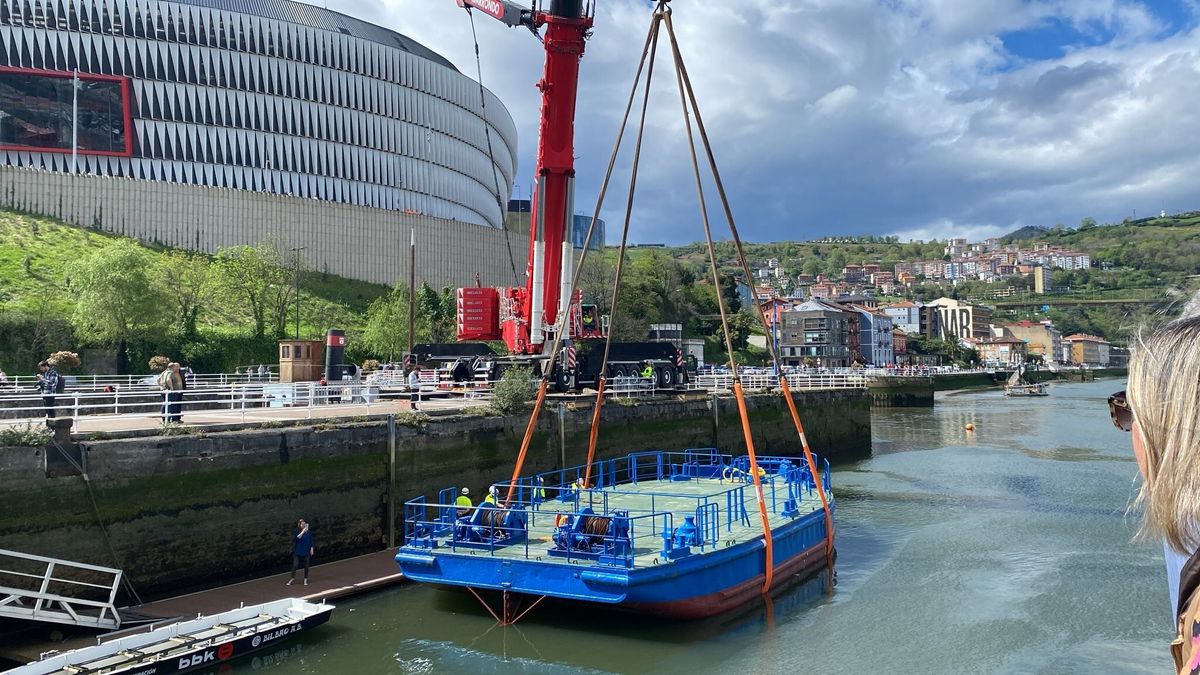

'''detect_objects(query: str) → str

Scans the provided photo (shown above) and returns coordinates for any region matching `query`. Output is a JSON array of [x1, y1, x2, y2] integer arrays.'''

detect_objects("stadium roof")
[[174, 0, 457, 71]]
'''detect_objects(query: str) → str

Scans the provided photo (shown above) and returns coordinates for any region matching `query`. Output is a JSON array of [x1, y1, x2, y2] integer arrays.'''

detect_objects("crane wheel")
[[656, 367, 675, 388]]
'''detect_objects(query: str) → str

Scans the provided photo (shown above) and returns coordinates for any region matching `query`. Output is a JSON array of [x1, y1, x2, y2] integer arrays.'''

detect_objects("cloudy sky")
[[331, 0, 1199, 244]]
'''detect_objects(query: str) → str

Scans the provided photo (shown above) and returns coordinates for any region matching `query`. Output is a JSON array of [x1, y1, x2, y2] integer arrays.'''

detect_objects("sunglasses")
[[1108, 390, 1133, 432]]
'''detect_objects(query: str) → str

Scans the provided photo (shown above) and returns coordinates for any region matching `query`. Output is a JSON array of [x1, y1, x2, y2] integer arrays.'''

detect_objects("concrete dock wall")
[[867, 377, 935, 406], [0, 391, 869, 597]]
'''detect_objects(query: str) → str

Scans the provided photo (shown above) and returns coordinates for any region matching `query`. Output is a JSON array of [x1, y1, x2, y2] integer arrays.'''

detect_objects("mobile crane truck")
[[409, 0, 687, 392]]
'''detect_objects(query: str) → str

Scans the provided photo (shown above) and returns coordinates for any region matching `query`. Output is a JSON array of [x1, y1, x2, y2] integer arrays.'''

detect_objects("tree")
[[719, 275, 742, 314], [67, 240, 170, 352], [211, 243, 293, 339], [418, 284, 456, 343], [159, 251, 212, 339], [361, 286, 424, 361]]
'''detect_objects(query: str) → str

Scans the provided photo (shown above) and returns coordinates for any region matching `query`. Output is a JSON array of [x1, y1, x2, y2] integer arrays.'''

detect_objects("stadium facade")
[[0, 0, 527, 287]]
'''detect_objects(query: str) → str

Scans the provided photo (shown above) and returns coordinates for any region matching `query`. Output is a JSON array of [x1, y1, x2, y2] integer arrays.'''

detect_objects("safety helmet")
[[461, 487, 470, 495], [490, 485, 499, 496]]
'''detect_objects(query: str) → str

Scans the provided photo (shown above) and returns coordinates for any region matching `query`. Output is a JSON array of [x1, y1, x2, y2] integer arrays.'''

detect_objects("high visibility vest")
[[642, 366, 653, 378], [455, 496, 472, 508], [483, 494, 497, 505], [534, 487, 546, 500]]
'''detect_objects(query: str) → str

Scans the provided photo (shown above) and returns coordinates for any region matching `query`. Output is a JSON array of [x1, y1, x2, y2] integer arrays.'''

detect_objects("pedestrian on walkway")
[[158, 362, 184, 423], [408, 365, 422, 411], [288, 518, 314, 586], [35, 360, 61, 423]]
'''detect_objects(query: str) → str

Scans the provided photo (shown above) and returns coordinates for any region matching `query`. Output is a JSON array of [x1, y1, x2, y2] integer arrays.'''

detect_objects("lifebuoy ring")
[[555, 513, 568, 528]]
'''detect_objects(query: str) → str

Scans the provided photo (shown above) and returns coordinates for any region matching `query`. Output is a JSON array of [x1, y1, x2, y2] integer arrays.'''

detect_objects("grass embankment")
[[0, 209, 391, 372]]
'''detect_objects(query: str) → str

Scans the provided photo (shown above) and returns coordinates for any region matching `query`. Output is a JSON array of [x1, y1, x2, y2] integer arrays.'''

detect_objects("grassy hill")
[[0, 209, 391, 373]]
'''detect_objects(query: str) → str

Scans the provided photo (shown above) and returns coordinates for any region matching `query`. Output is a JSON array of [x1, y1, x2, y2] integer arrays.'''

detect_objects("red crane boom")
[[456, 0, 599, 355]]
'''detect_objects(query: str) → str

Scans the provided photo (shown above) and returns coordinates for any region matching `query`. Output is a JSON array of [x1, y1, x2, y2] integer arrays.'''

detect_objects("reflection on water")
[[215, 380, 1169, 674]]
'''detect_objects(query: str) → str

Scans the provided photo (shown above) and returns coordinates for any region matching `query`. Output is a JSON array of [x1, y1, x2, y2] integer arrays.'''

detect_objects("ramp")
[[0, 549, 122, 630]]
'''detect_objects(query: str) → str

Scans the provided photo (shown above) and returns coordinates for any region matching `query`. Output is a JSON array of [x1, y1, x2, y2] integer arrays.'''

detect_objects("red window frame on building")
[[0, 66, 134, 157]]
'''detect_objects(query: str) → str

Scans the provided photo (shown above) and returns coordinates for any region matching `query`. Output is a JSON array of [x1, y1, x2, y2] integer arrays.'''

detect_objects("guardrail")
[[0, 381, 399, 428], [0, 370, 875, 430], [0, 548, 123, 630], [0, 371, 278, 392]]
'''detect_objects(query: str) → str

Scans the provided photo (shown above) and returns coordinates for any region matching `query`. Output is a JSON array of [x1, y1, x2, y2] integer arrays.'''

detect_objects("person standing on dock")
[[288, 518, 314, 587]]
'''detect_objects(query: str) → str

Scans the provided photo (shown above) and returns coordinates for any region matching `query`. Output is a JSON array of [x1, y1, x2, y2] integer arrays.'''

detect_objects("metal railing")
[[688, 372, 867, 392], [0, 369, 878, 430], [0, 371, 278, 392], [403, 449, 831, 568], [0, 548, 123, 630], [0, 381, 403, 429]]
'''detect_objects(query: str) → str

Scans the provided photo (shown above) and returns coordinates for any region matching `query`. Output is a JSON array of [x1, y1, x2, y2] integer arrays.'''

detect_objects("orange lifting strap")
[[661, 6, 837, 567], [500, 1, 835, 598]]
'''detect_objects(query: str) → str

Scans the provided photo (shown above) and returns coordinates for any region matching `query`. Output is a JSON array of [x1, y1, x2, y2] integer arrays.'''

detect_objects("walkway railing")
[[0, 371, 875, 429], [0, 382, 397, 428], [0, 548, 123, 630], [0, 371, 278, 392]]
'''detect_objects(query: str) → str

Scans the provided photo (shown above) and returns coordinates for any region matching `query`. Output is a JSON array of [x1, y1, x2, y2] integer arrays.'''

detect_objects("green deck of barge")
[[437, 476, 829, 569]]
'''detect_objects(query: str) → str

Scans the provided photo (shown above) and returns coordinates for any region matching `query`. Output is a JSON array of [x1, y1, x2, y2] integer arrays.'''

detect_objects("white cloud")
[[328, 0, 1200, 243]]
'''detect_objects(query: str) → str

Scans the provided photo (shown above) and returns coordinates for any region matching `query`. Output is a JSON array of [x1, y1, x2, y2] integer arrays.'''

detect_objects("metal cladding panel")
[[0, 0, 517, 229]]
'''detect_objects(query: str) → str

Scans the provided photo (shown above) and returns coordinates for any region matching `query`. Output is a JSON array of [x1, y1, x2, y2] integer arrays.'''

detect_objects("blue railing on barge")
[[401, 449, 831, 569]]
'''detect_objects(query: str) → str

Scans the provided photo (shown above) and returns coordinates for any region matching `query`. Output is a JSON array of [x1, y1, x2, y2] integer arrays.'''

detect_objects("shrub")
[[148, 355, 170, 372], [362, 359, 380, 373], [0, 423, 52, 447], [394, 410, 428, 427], [47, 351, 81, 372], [490, 367, 534, 415], [158, 422, 194, 436]]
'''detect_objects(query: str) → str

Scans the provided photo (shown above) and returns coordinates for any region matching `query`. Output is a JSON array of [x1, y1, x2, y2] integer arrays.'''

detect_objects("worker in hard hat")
[[482, 485, 499, 506], [534, 476, 547, 503], [455, 487, 473, 519]]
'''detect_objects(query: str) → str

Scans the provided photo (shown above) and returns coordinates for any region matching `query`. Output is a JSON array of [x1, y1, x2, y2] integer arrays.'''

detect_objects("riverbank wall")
[[930, 367, 1127, 392], [867, 377, 935, 406], [0, 390, 869, 598]]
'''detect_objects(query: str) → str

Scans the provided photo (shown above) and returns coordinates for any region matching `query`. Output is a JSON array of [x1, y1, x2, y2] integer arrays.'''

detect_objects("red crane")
[[419, 0, 685, 391], [455, 0, 602, 355]]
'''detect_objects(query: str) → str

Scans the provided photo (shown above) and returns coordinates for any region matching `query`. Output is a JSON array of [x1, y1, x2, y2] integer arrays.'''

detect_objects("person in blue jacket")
[[287, 518, 314, 586]]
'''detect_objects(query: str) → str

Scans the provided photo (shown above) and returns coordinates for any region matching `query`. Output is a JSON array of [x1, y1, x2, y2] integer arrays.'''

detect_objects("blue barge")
[[395, 449, 834, 619]]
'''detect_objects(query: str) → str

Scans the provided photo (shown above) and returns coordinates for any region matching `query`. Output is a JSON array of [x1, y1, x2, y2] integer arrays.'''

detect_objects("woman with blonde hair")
[[1117, 309, 1200, 673]]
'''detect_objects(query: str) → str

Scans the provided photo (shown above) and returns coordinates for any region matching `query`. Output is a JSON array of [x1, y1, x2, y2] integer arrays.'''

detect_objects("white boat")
[[11, 598, 333, 675], [1004, 365, 1048, 397]]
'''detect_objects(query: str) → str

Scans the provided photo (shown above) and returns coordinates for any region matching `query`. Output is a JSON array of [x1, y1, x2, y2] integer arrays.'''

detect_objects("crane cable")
[[582, 11, 663, 488], [661, 11, 836, 573], [651, 4, 773, 596], [464, 5, 520, 286], [502, 7, 662, 508]]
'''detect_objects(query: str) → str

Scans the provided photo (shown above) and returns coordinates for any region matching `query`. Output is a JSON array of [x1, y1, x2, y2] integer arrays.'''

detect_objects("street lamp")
[[290, 247, 306, 339]]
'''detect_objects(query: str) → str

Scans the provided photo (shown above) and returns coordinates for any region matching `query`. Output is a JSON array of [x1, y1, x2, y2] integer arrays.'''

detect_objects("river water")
[[223, 379, 1173, 674]]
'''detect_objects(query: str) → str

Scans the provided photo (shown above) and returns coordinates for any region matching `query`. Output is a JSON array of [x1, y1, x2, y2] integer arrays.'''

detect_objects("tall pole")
[[71, 70, 79, 174], [407, 228, 416, 357], [291, 247, 305, 339]]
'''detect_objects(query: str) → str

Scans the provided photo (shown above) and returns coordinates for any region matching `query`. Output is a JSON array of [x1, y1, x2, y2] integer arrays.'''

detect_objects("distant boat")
[[1004, 364, 1048, 397]]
